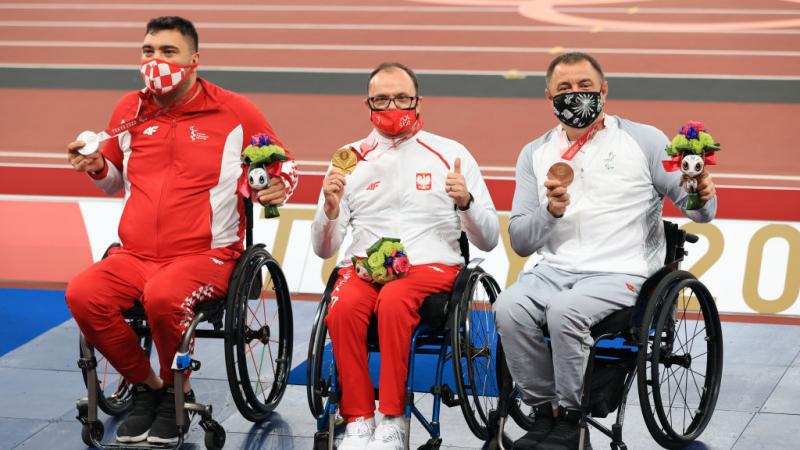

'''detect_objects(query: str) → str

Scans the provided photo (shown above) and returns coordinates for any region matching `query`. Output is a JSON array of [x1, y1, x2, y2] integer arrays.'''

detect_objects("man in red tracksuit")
[[64, 16, 297, 445]]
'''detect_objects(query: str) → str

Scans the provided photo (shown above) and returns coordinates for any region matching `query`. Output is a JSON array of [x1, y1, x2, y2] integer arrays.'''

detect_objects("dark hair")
[[545, 52, 604, 86], [368, 62, 419, 95], [145, 16, 199, 52]]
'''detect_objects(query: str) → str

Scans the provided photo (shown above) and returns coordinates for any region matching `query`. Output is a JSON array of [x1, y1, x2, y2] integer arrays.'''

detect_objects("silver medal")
[[76, 130, 100, 156]]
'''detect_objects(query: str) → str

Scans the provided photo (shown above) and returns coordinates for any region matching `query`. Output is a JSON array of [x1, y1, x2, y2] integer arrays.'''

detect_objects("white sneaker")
[[338, 416, 376, 450], [367, 416, 406, 450]]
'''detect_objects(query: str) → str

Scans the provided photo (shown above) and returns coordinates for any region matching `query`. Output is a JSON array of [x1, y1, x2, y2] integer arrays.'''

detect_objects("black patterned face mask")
[[551, 91, 603, 128]]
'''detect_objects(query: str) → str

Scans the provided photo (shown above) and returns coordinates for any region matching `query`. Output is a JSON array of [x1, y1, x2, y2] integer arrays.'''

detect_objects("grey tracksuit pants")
[[493, 263, 645, 409]]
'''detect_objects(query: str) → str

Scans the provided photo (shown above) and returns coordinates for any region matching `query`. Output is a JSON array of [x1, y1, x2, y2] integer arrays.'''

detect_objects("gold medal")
[[332, 147, 358, 174], [547, 162, 574, 187]]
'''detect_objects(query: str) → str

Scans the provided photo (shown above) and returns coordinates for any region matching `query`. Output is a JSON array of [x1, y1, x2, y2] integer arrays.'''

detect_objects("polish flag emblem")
[[416, 173, 431, 190]]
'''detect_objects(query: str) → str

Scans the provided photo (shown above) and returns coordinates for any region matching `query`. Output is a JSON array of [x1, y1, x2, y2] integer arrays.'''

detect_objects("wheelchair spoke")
[[247, 303, 265, 329], [246, 340, 268, 397]]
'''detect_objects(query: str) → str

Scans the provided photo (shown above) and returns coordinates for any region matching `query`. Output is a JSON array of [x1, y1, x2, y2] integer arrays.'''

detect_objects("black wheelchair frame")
[[76, 198, 294, 450], [306, 234, 515, 450], [491, 221, 724, 450]]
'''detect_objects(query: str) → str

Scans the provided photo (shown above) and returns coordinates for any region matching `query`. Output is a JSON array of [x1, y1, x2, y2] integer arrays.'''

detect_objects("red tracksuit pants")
[[65, 247, 239, 383], [325, 263, 460, 421]]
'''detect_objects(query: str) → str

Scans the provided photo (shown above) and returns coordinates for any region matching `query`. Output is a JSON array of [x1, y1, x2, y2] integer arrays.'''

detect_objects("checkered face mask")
[[140, 58, 197, 96]]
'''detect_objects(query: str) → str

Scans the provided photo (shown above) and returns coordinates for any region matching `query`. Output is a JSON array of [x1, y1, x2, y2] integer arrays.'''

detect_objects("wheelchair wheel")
[[224, 244, 293, 422], [80, 333, 152, 416], [451, 267, 502, 441], [306, 293, 332, 418], [508, 388, 536, 430], [636, 272, 723, 449], [494, 335, 535, 431]]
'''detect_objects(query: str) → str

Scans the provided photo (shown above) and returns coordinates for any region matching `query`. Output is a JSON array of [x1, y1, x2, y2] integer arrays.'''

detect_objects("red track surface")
[[1, 0, 799, 202]]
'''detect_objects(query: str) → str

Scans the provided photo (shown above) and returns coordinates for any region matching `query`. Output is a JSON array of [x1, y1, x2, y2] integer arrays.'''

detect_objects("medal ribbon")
[[560, 121, 603, 161], [99, 82, 202, 140]]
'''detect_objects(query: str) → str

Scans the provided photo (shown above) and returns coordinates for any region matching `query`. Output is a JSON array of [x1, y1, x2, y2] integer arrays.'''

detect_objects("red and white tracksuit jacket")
[[310, 128, 499, 419], [66, 79, 298, 383]]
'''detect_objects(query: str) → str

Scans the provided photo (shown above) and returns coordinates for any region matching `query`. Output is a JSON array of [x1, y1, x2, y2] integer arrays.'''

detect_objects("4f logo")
[[366, 180, 381, 191], [416, 173, 431, 191], [143, 125, 159, 136]]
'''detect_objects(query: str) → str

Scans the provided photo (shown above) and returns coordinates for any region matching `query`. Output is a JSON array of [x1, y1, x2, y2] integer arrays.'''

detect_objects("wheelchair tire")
[[224, 244, 293, 422], [636, 272, 723, 448], [494, 334, 535, 431], [306, 293, 331, 419], [79, 333, 153, 417], [508, 388, 536, 431], [451, 266, 502, 441]]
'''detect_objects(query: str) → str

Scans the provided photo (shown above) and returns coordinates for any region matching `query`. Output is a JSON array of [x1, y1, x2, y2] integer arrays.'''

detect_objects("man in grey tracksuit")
[[493, 52, 717, 450]]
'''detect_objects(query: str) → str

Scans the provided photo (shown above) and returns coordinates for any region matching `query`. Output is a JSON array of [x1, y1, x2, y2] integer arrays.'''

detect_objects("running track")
[[1, 0, 798, 215]]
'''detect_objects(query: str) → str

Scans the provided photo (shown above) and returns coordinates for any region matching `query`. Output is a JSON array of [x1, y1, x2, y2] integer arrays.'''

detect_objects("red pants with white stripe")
[[65, 247, 239, 383], [325, 263, 460, 420]]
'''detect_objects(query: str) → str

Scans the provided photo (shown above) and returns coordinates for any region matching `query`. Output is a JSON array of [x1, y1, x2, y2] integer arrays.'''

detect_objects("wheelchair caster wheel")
[[81, 421, 104, 447], [203, 421, 226, 450], [418, 437, 442, 450], [313, 431, 330, 450]]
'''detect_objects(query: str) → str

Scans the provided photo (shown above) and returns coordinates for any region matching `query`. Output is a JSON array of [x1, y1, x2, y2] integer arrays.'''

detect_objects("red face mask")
[[140, 58, 197, 96], [370, 109, 419, 137]]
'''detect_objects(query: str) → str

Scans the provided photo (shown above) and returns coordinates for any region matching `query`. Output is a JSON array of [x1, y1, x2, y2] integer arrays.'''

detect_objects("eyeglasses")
[[367, 95, 419, 111]]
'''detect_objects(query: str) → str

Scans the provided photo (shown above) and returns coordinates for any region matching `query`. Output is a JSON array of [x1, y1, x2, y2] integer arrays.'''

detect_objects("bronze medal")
[[547, 162, 574, 187], [332, 147, 358, 174]]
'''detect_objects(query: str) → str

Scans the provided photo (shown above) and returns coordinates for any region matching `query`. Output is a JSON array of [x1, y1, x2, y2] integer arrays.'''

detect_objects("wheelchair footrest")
[[439, 384, 461, 407]]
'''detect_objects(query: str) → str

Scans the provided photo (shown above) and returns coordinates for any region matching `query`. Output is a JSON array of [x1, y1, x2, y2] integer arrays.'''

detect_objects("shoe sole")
[[146, 435, 180, 444], [116, 430, 149, 443]]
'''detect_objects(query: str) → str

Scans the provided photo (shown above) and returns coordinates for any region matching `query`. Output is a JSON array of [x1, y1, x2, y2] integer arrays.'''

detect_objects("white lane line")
[[2, 62, 799, 80], [1, 40, 798, 57], [0, 3, 516, 12], [555, 7, 800, 15], [0, 20, 798, 35], [2, 157, 799, 183]]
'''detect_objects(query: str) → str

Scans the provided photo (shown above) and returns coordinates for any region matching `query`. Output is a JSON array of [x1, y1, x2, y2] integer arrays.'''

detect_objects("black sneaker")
[[513, 403, 556, 450], [536, 407, 592, 450], [115, 384, 158, 443], [146, 386, 194, 444]]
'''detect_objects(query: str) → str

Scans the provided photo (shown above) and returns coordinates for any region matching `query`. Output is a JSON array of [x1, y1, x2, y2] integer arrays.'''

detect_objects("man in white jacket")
[[493, 52, 717, 450], [311, 62, 499, 450]]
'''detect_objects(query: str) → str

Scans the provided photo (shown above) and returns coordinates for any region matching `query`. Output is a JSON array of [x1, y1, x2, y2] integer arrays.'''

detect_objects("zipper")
[[155, 118, 178, 258]]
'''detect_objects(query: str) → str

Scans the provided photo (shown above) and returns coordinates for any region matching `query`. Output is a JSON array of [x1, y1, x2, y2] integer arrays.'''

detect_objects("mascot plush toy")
[[242, 134, 289, 218], [663, 121, 720, 210]]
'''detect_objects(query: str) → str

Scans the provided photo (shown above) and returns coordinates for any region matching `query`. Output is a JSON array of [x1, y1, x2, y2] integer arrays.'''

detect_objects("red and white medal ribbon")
[[75, 82, 201, 155]]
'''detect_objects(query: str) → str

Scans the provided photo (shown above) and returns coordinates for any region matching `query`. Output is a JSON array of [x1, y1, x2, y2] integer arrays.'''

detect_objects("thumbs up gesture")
[[446, 157, 471, 210]]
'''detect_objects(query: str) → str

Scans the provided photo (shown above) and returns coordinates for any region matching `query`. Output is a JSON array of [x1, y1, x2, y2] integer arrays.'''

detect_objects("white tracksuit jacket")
[[510, 115, 717, 278], [311, 129, 499, 265]]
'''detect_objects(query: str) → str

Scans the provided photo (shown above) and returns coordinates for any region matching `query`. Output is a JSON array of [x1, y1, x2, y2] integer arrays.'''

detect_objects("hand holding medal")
[[67, 132, 106, 174], [322, 147, 358, 220], [545, 122, 602, 217]]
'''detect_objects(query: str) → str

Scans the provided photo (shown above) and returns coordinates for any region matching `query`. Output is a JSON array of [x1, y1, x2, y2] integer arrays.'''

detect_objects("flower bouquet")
[[352, 237, 411, 284], [663, 121, 720, 210], [242, 133, 290, 218]]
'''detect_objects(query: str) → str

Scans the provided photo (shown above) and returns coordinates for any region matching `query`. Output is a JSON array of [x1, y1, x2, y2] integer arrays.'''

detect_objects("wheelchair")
[[75, 198, 294, 450], [306, 234, 518, 450], [491, 221, 724, 450]]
